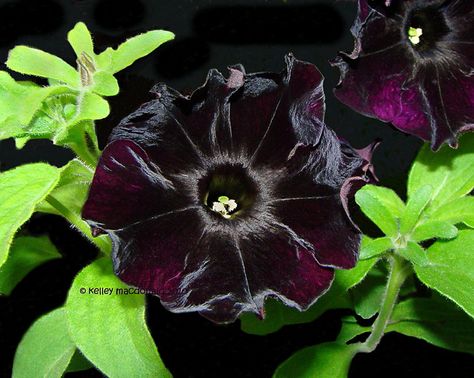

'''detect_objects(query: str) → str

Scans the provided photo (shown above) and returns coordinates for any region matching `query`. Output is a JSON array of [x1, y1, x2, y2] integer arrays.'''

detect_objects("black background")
[[0, 0, 472, 377]]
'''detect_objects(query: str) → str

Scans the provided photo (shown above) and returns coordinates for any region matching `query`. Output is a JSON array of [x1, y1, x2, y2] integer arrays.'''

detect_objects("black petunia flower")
[[82, 55, 375, 323], [332, 0, 474, 149]]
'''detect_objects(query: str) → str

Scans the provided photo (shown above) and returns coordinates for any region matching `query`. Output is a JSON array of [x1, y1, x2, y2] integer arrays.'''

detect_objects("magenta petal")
[[333, 0, 474, 148]]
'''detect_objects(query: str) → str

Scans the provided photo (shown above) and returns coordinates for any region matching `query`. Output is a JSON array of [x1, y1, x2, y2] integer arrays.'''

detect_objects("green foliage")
[[414, 230, 474, 318], [12, 308, 76, 378], [7, 46, 80, 87], [408, 134, 474, 209], [0, 236, 60, 295], [387, 296, 474, 354], [0, 22, 174, 166], [350, 264, 385, 319], [66, 258, 170, 377], [274, 341, 358, 378], [36, 159, 93, 216], [0, 163, 60, 268], [355, 186, 403, 236]]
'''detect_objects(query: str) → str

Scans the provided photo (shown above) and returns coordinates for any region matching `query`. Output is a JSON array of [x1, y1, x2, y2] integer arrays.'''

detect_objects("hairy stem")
[[45, 195, 110, 254], [358, 254, 410, 353]]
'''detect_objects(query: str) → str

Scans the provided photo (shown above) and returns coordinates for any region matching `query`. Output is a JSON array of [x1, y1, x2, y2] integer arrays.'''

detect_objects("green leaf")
[[36, 159, 93, 216], [12, 308, 75, 378], [66, 258, 170, 377], [399, 185, 432, 234], [65, 351, 93, 373], [408, 134, 474, 210], [351, 267, 385, 319], [7, 46, 79, 87], [92, 71, 119, 96], [355, 185, 403, 236], [359, 236, 392, 260], [335, 257, 379, 289], [397, 241, 429, 267], [76, 91, 110, 121], [0, 72, 69, 138], [240, 258, 377, 335], [67, 22, 94, 58], [387, 297, 474, 354], [274, 342, 358, 378], [337, 317, 371, 343], [106, 30, 174, 73], [429, 196, 474, 228], [0, 163, 60, 267], [0, 236, 60, 295], [414, 230, 474, 318], [412, 220, 458, 242]]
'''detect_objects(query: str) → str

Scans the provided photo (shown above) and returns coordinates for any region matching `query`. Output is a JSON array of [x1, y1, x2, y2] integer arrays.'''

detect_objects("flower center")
[[211, 195, 238, 219], [408, 27, 423, 45], [406, 6, 449, 52], [201, 165, 257, 220]]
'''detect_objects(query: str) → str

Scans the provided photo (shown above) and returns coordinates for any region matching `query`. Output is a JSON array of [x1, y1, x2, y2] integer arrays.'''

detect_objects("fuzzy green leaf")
[[65, 351, 93, 373], [7, 46, 79, 87], [12, 308, 75, 378], [414, 230, 474, 318], [75, 92, 110, 122], [274, 342, 358, 378], [91, 71, 119, 96], [412, 220, 458, 242], [66, 258, 170, 377], [36, 159, 93, 216], [400, 185, 432, 234], [0, 236, 60, 295], [408, 134, 474, 210], [351, 268, 385, 319], [0, 72, 69, 139], [105, 30, 174, 73], [387, 297, 474, 354], [355, 185, 403, 236], [67, 22, 94, 58], [359, 236, 393, 260], [0, 164, 60, 268], [397, 241, 429, 267], [429, 196, 474, 228]]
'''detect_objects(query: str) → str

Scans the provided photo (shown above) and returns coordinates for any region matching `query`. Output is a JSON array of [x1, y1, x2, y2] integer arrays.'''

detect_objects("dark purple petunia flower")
[[82, 55, 375, 323], [332, 0, 474, 149]]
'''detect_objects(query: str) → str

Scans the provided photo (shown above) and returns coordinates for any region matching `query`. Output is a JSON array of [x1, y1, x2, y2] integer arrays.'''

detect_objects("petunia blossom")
[[82, 55, 376, 323], [332, 0, 474, 150]]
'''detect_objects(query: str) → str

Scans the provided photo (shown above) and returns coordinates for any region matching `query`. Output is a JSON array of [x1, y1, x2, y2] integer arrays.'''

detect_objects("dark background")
[[0, 0, 472, 377]]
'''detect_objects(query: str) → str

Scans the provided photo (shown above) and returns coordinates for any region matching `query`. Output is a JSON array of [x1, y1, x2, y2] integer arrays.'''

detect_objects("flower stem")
[[358, 254, 410, 353], [69, 141, 99, 168], [45, 194, 111, 254]]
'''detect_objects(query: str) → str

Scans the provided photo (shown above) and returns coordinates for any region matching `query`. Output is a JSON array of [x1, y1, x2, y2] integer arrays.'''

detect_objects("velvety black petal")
[[239, 233, 334, 311], [162, 233, 257, 323], [83, 55, 372, 324], [112, 208, 203, 305], [230, 54, 326, 166], [333, 0, 474, 149], [82, 139, 185, 231]]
